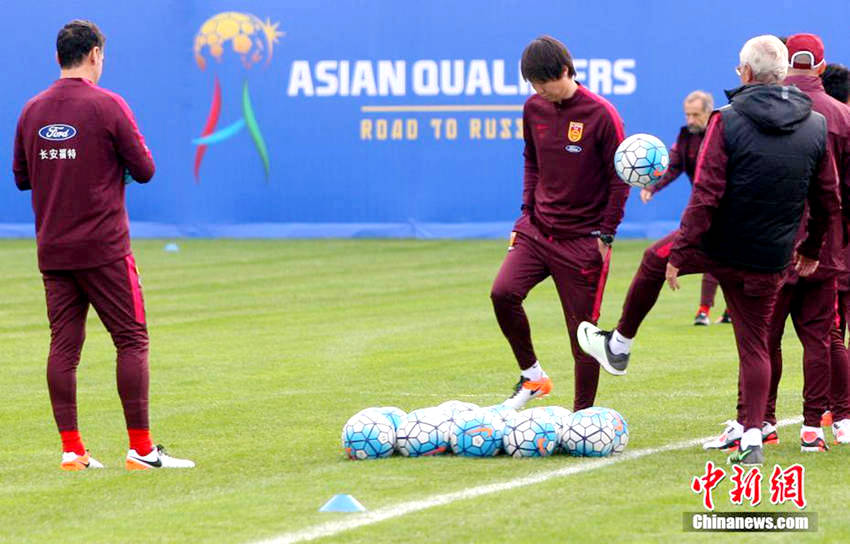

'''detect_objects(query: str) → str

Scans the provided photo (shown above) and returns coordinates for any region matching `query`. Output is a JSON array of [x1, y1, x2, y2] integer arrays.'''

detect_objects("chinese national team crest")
[[568, 121, 584, 142]]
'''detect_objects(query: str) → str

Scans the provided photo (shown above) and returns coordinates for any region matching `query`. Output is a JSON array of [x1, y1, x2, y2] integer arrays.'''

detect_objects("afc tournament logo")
[[192, 12, 283, 182]]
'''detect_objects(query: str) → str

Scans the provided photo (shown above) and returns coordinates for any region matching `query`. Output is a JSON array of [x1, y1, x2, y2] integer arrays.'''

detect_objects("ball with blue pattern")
[[607, 408, 630, 454], [563, 407, 617, 457], [502, 409, 558, 458], [450, 409, 503, 457], [614, 133, 669, 188], [527, 406, 572, 452], [376, 406, 407, 431], [438, 400, 479, 415], [396, 407, 452, 457], [341, 410, 396, 460]]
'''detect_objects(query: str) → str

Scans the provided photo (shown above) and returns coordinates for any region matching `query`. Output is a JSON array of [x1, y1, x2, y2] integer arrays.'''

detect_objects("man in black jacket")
[[579, 35, 840, 466]]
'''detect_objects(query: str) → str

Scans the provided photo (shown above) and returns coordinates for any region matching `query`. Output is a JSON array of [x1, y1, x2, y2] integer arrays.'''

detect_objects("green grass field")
[[2, 239, 848, 543]]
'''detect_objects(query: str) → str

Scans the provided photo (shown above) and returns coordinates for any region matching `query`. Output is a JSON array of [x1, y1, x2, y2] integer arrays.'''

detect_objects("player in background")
[[822, 63, 850, 105], [640, 91, 730, 326], [12, 20, 194, 470], [820, 64, 850, 438], [577, 35, 840, 465], [703, 34, 850, 452], [491, 35, 629, 410]]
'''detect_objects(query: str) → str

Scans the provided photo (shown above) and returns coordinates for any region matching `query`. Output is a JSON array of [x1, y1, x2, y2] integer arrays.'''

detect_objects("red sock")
[[60, 430, 86, 456], [128, 429, 153, 456], [698, 305, 711, 315]]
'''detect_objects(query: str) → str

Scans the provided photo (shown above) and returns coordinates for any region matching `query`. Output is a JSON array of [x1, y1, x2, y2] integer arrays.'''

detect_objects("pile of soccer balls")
[[341, 400, 628, 460]]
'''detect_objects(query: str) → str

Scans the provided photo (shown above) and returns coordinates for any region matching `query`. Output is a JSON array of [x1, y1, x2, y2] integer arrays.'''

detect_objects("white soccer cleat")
[[832, 419, 850, 445], [703, 420, 744, 451], [126, 444, 195, 470], [577, 322, 629, 376], [60, 451, 104, 471]]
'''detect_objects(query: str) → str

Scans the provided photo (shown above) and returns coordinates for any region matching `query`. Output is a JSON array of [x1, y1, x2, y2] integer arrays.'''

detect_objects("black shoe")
[[694, 312, 710, 326], [728, 445, 764, 466], [716, 310, 732, 324]]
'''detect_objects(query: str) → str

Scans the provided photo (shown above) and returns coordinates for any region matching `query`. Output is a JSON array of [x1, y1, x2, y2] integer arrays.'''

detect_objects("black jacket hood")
[[724, 84, 813, 134]]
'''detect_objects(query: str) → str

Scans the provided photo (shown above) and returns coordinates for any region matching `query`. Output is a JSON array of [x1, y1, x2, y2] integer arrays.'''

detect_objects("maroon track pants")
[[616, 231, 781, 431], [831, 290, 850, 421], [761, 276, 844, 427], [43, 254, 149, 432], [491, 226, 608, 411], [701, 273, 720, 308]]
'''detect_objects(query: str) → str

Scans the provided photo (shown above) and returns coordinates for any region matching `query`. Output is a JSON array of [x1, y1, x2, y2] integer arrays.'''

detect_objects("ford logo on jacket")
[[38, 124, 77, 141]]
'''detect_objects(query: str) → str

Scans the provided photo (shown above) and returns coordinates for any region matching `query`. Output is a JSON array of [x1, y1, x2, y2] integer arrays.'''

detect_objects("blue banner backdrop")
[[3, 1, 849, 238]]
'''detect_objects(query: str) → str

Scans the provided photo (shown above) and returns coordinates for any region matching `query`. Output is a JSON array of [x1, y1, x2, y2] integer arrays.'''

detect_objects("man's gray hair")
[[685, 90, 714, 112], [739, 35, 788, 84]]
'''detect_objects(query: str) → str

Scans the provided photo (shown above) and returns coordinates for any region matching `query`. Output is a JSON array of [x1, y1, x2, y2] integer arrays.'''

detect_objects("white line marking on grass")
[[257, 416, 803, 544]]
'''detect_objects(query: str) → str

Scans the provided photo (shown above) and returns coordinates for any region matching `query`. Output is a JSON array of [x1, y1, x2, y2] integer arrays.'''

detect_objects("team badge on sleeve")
[[568, 121, 584, 142]]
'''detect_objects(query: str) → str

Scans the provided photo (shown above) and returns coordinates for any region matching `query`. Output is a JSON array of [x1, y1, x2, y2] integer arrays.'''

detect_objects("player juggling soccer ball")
[[491, 36, 629, 411], [12, 20, 193, 470], [578, 35, 840, 465]]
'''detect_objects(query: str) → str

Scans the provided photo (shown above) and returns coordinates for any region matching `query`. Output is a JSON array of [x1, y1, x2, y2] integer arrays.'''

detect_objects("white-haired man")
[[641, 90, 731, 326], [578, 35, 840, 465]]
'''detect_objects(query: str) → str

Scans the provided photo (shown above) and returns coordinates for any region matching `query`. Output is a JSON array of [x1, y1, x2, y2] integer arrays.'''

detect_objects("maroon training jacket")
[[517, 85, 629, 239], [13, 77, 154, 271]]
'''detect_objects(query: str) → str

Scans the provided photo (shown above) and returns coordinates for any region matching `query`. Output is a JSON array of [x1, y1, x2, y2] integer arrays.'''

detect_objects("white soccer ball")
[[527, 406, 572, 452], [562, 407, 617, 457], [483, 405, 518, 436], [341, 410, 396, 460], [438, 400, 480, 415], [449, 409, 503, 457], [502, 409, 558, 458], [607, 408, 630, 454], [377, 406, 407, 431], [395, 407, 452, 457], [613, 133, 669, 188]]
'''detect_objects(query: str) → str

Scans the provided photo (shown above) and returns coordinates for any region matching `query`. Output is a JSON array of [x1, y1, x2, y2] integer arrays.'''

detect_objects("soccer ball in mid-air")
[[613, 133, 669, 188], [563, 407, 617, 457], [449, 409, 503, 457], [341, 410, 396, 460], [607, 408, 630, 454], [396, 407, 452, 457], [502, 409, 558, 458]]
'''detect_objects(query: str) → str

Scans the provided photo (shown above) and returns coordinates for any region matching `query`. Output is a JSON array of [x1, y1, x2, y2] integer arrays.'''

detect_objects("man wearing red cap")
[[759, 33, 850, 450], [578, 35, 840, 466]]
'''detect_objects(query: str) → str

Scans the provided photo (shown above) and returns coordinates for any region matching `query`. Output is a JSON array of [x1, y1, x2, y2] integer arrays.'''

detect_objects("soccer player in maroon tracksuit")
[[12, 20, 193, 470], [578, 35, 840, 465], [758, 34, 850, 450], [640, 90, 731, 326], [492, 36, 629, 411], [821, 61, 850, 433]]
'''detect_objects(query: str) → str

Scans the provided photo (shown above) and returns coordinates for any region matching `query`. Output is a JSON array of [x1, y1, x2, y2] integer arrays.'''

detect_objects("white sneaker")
[[126, 444, 195, 470], [832, 419, 850, 445], [577, 322, 629, 376], [800, 426, 828, 452], [60, 451, 104, 471], [703, 420, 744, 450], [761, 421, 779, 444]]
